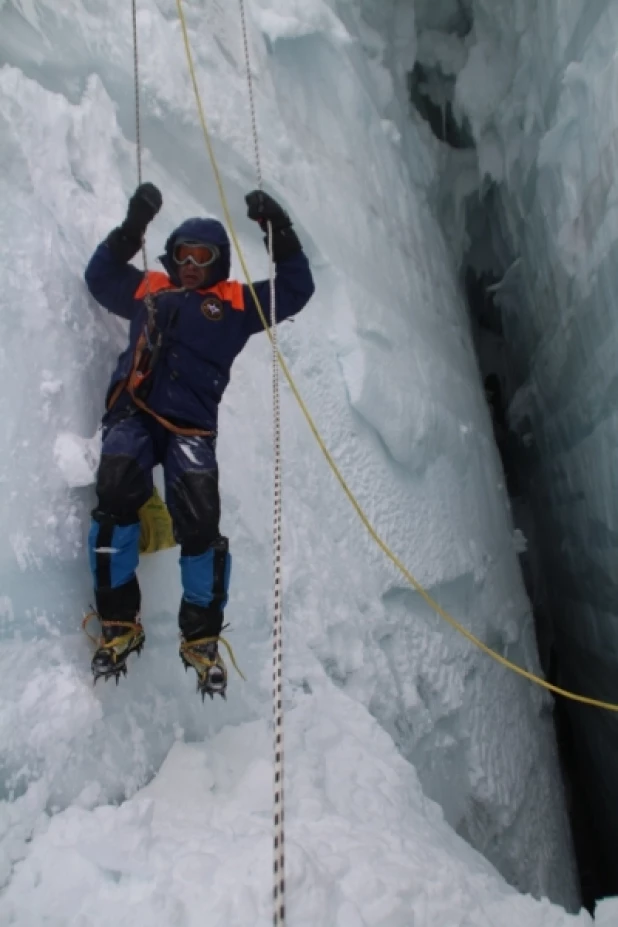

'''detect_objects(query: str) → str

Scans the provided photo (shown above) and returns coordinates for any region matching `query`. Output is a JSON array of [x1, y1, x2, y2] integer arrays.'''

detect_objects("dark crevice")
[[407, 3, 474, 149], [415, 0, 474, 38], [407, 47, 607, 909], [464, 265, 607, 914], [408, 63, 475, 149], [549, 654, 610, 911]]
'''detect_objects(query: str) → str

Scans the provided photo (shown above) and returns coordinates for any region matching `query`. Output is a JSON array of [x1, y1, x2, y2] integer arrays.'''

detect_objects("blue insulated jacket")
[[85, 217, 315, 431]]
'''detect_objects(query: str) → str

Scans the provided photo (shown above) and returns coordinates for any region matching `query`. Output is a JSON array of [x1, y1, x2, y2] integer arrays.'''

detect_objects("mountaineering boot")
[[88, 578, 144, 684], [91, 616, 145, 684], [178, 597, 227, 700], [177, 537, 233, 701], [180, 634, 228, 700]]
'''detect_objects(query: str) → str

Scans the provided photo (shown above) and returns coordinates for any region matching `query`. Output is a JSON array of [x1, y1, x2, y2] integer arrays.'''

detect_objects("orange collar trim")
[[133, 272, 245, 312]]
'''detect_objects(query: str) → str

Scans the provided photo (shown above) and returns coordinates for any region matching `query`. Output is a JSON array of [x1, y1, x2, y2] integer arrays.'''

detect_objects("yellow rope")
[[82, 611, 101, 645], [180, 635, 247, 680], [175, 0, 618, 713], [82, 612, 144, 650]]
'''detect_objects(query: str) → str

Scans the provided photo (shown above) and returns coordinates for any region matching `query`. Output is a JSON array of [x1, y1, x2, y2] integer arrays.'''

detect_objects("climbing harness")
[[174, 1, 618, 716]]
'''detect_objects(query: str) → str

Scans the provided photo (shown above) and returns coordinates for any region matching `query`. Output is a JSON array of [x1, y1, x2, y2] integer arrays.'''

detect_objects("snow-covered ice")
[[0, 0, 615, 923], [435, 0, 618, 893]]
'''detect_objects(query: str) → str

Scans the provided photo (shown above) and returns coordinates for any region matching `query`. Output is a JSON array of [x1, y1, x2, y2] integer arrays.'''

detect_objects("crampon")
[[180, 636, 228, 700], [179, 635, 246, 702], [82, 612, 145, 685]]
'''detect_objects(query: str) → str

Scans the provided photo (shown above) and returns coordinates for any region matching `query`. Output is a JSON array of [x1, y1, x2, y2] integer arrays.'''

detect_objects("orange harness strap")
[[106, 271, 233, 438], [108, 334, 215, 439]]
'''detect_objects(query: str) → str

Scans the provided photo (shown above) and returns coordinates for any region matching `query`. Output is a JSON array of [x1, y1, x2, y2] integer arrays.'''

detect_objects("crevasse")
[[413, 0, 618, 902]]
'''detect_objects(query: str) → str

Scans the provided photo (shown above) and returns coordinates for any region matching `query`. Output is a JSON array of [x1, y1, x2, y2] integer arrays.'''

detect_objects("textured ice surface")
[[448, 0, 618, 882], [0, 0, 607, 922]]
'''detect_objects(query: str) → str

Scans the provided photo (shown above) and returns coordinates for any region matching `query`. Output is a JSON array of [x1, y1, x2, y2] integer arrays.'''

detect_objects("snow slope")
[[0, 0, 613, 923]]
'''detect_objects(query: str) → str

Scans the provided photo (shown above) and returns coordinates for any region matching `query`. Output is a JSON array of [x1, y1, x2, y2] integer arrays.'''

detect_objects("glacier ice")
[[440, 0, 618, 898], [0, 0, 615, 923]]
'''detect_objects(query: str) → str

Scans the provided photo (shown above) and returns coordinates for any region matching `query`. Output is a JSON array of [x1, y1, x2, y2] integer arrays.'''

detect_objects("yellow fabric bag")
[[138, 487, 177, 554]]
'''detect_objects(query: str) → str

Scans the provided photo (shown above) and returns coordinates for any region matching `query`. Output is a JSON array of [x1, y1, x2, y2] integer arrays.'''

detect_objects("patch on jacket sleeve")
[[201, 294, 224, 322]]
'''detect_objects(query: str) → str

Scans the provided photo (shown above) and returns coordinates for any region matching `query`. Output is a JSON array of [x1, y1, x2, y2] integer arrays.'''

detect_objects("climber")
[[84, 183, 315, 698]]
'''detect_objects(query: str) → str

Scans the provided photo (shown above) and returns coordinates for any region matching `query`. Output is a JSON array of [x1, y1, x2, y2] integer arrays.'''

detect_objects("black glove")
[[124, 182, 163, 237], [245, 189, 302, 262], [245, 190, 291, 230], [107, 182, 163, 263]]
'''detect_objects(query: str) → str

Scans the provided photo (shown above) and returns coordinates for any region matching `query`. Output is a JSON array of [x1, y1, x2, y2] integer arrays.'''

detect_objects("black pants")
[[88, 410, 230, 638]]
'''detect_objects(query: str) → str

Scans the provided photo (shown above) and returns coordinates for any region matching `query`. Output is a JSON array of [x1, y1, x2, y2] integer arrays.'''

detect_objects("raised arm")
[[84, 183, 162, 321], [242, 190, 315, 336]]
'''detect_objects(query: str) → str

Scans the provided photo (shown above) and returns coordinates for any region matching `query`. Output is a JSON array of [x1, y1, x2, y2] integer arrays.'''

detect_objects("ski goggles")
[[173, 242, 220, 268]]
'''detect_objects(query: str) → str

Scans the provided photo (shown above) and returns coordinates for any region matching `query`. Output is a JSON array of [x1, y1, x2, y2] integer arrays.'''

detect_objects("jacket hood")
[[160, 217, 231, 286]]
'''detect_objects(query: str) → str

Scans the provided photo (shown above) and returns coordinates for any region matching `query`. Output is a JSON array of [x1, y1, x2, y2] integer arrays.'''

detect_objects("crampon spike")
[[198, 683, 225, 702], [88, 617, 145, 686]]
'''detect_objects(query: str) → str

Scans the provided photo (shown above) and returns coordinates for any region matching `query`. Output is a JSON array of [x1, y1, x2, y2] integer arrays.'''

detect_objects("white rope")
[[268, 218, 285, 927], [238, 2, 285, 923], [239, 0, 263, 189], [130, 0, 155, 321]]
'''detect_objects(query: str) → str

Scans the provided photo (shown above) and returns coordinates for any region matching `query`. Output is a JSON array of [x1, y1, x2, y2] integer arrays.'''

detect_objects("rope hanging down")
[[131, 0, 148, 275], [173, 3, 618, 716], [239, 0, 263, 189], [131, 0, 155, 324], [268, 219, 286, 927], [238, 2, 286, 922]]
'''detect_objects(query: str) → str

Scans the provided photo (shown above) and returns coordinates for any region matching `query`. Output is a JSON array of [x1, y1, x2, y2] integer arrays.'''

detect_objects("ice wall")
[[0, 0, 595, 920], [444, 0, 618, 887]]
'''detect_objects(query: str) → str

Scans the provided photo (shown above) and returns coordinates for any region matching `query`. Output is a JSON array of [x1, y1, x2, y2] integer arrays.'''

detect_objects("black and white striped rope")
[[268, 218, 285, 927], [130, 0, 155, 321], [238, 0, 263, 190], [238, 2, 286, 923]]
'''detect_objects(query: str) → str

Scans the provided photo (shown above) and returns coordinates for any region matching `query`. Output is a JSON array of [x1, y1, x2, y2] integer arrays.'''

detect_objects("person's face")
[[173, 242, 218, 290], [178, 262, 209, 289]]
